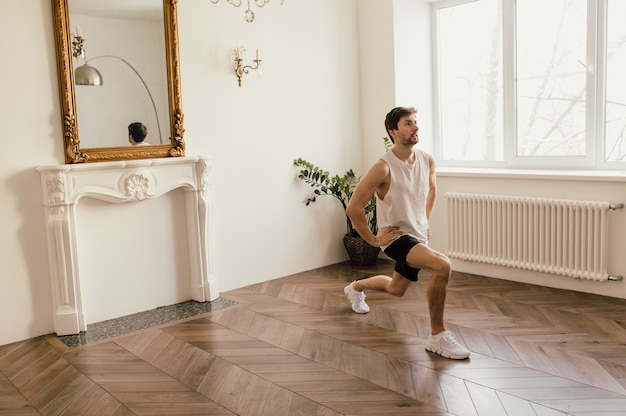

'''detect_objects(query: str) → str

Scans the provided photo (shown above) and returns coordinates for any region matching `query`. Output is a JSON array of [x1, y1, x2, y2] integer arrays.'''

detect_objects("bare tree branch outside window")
[[435, 0, 626, 167]]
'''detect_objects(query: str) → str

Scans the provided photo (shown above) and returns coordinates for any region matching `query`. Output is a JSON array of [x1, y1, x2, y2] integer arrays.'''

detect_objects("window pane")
[[516, 0, 587, 157], [436, 0, 503, 161], [605, 0, 626, 162]]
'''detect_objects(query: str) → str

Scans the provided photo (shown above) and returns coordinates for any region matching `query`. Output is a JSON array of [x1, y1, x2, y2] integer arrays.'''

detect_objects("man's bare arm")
[[425, 155, 437, 240], [346, 160, 401, 247]]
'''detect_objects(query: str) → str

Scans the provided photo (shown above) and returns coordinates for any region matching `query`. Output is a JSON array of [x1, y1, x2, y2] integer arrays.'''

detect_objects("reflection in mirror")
[[70, 1, 168, 148], [51, 0, 185, 163]]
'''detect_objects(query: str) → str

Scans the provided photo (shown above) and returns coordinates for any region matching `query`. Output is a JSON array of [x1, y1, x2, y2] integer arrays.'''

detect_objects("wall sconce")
[[233, 46, 261, 87], [71, 26, 85, 59]]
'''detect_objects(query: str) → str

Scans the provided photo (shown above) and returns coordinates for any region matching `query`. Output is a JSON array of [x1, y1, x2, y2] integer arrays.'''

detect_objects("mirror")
[[51, 0, 185, 163]]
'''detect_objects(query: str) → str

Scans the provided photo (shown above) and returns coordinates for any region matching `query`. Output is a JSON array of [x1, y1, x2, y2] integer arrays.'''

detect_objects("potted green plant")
[[293, 159, 380, 266], [294, 139, 393, 265]]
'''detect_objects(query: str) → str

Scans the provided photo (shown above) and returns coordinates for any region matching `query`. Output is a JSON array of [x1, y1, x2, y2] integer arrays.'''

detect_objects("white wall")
[[392, 0, 433, 156], [358, 0, 433, 167], [357, 0, 396, 166], [0, 0, 61, 345], [178, 0, 365, 294]]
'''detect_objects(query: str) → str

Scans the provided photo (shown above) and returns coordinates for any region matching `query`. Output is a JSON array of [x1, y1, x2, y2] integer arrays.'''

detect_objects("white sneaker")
[[425, 330, 470, 359], [344, 282, 370, 314]]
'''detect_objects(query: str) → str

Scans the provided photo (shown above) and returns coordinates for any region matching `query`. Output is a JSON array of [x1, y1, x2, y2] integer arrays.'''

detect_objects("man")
[[344, 106, 470, 360], [128, 122, 149, 146]]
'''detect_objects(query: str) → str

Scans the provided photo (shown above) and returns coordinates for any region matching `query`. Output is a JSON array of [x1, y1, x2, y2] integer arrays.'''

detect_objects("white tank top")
[[377, 149, 430, 249]]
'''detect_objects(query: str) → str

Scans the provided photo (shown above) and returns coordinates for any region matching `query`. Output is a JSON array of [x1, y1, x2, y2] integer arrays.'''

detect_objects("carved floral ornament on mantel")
[[125, 173, 151, 200]]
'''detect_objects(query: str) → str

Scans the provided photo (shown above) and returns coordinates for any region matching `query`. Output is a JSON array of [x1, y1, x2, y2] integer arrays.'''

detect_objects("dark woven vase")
[[343, 234, 381, 266]]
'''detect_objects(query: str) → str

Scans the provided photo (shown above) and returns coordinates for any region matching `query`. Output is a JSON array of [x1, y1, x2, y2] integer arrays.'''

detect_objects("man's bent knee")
[[441, 257, 452, 274], [387, 286, 407, 297], [431, 256, 452, 278], [387, 273, 411, 297]]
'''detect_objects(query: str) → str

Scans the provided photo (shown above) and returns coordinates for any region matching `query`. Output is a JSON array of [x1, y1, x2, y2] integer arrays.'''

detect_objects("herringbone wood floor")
[[2, 260, 626, 415]]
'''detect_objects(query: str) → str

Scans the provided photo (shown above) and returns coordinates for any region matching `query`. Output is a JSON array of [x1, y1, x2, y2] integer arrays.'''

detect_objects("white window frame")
[[431, 0, 621, 170]]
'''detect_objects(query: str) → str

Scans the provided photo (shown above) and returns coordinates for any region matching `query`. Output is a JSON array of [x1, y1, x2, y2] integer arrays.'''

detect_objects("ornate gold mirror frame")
[[51, 0, 185, 163]]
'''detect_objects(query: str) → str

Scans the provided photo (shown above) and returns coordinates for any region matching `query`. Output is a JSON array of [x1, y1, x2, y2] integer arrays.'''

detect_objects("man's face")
[[391, 114, 419, 146]]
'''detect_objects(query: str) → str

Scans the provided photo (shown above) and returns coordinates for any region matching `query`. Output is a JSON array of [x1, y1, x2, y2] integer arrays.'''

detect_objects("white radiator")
[[445, 192, 623, 282]]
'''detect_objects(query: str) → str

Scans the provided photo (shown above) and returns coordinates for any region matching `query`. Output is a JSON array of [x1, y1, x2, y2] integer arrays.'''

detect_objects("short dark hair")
[[384, 107, 417, 143], [128, 122, 148, 142]]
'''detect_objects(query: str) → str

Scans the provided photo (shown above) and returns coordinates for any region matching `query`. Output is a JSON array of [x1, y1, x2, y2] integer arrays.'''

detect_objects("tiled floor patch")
[[56, 297, 237, 347]]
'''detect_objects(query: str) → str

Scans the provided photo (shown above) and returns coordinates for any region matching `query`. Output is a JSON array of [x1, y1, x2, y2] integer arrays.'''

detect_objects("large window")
[[433, 0, 626, 168]]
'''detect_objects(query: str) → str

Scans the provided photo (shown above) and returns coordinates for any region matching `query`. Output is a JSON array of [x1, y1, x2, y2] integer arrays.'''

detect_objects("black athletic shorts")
[[383, 235, 421, 282]]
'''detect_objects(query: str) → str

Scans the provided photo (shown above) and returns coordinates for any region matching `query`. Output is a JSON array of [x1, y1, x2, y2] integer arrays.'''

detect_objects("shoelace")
[[441, 331, 456, 343]]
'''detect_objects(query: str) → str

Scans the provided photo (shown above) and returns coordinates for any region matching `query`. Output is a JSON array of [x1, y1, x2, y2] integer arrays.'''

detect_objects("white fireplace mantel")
[[36, 156, 218, 336]]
